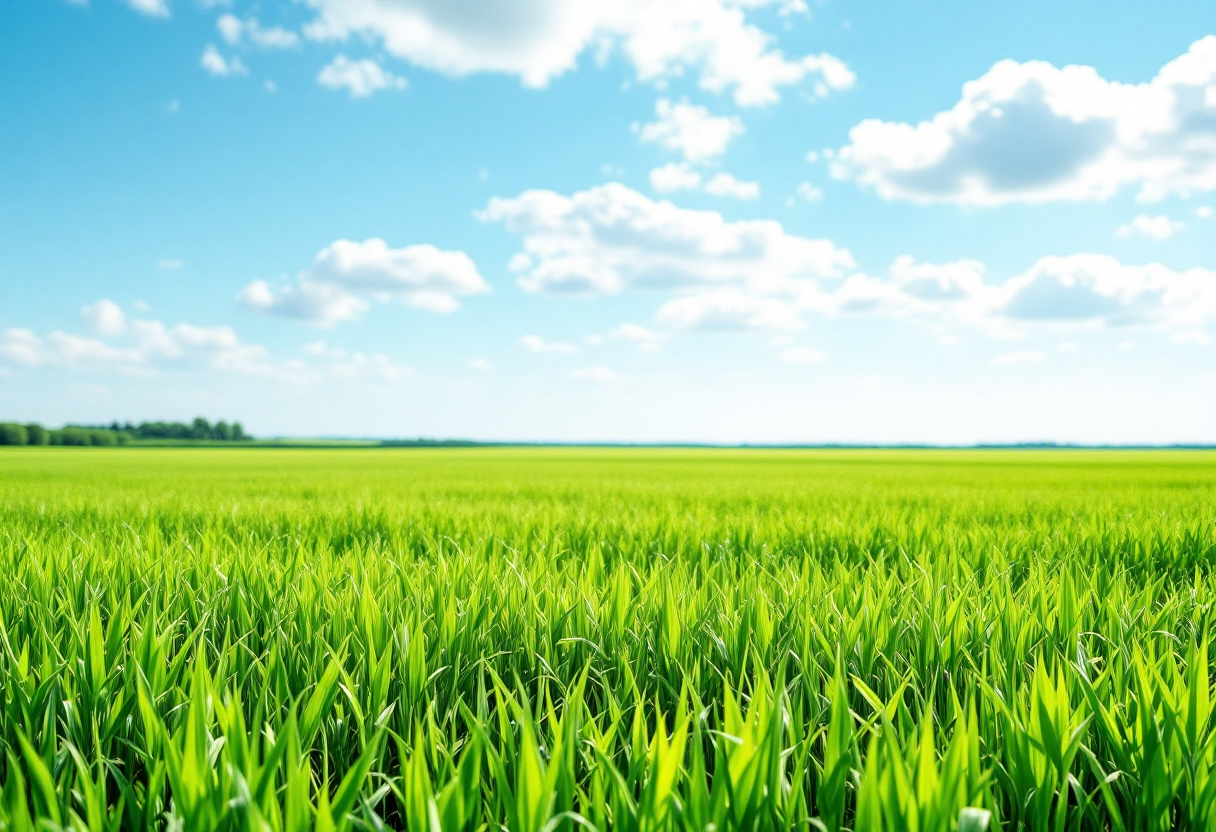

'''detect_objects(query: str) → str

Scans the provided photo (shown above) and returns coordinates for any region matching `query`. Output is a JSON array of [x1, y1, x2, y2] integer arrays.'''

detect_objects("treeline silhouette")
[[0, 418, 251, 446]]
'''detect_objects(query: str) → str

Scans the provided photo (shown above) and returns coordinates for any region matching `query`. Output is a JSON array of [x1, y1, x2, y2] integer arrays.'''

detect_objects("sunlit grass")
[[1, 447, 1214, 830]]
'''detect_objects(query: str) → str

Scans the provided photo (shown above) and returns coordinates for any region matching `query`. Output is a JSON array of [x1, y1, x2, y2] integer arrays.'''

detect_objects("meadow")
[[1, 447, 1214, 831]]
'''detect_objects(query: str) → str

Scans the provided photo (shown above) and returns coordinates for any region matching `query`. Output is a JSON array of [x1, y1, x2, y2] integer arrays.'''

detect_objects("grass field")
[[1, 448, 1214, 831]]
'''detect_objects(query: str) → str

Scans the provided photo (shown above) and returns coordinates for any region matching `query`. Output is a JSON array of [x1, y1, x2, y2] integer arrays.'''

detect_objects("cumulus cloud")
[[239, 238, 488, 326], [998, 254, 1216, 329], [201, 44, 247, 76], [317, 55, 407, 97], [1197, 206, 1215, 219], [218, 15, 300, 48], [521, 334, 577, 354], [703, 172, 760, 199], [157, 258, 184, 270], [650, 163, 702, 193], [1116, 214, 1185, 240], [0, 330, 143, 369], [796, 182, 823, 202], [649, 164, 757, 199], [832, 35, 1216, 205], [829, 257, 994, 326], [81, 300, 127, 337], [1, 318, 267, 376], [635, 98, 743, 163], [481, 183, 854, 298], [832, 253, 1216, 335], [301, 0, 853, 106], [238, 280, 370, 327]]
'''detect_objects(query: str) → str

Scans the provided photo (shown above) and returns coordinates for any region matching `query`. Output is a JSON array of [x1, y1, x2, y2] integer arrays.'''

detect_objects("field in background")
[[1, 448, 1214, 830]]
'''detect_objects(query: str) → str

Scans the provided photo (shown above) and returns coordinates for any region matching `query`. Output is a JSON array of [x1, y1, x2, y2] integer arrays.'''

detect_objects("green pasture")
[[1, 447, 1214, 830]]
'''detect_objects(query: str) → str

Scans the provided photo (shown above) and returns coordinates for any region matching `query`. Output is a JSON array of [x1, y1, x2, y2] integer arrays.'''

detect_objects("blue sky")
[[2, 0, 1214, 443]]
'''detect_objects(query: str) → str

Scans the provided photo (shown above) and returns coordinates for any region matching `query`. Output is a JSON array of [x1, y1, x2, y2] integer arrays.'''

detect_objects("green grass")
[[1, 447, 1214, 831]]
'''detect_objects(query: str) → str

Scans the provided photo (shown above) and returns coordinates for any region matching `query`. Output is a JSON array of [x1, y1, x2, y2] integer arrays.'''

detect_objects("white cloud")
[[828, 257, 1000, 332], [998, 254, 1216, 329], [1116, 214, 1185, 240], [481, 183, 854, 297], [990, 349, 1048, 367], [157, 258, 184, 270], [239, 238, 488, 326], [703, 172, 760, 199], [649, 164, 758, 199], [218, 14, 300, 48], [796, 181, 823, 202], [779, 346, 824, 364], [521, 334, 577, 354], [1, 318, 267, 376], [1195, 206, 1214, 219], [2, 311, 413, 386], [201, 44, 248, 76], [302, 340, 412, 384], [610, 322, 665, 350], [832, 36, 1216, 205], [238, 280, 370, 327], [128, 0, 169, 18], [831, 253, 1216, 335], [572, 366, 617, 381], [635, 98, 743, 163], [470, 357, 491, 370], [81, 299, 127, 337], [317, 55, 407, 97], [0, 329, 141, 369], [301, 0, 853, 106], [650, 163, 702, 192], [485, 187, 1216, 339], [656, 290, 805, 330]]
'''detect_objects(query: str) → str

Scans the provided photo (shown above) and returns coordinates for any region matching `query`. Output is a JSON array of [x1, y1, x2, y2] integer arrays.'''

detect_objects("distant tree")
[[232, 421, 249, 441], [214, 420, 234, 441], [57, 427, 90, 446], [25, 424, 49, 445], [191, 417, 213, 440], [0, 423, 29, 445], [89, 429, 118, 446]]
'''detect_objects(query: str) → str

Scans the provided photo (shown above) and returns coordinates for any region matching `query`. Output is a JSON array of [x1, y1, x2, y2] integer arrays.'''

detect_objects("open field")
[[1, 448, 1215, 831]]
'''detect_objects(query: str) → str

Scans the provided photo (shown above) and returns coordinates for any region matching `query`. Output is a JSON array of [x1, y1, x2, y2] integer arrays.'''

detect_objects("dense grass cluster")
[[0, 448, 1214, 831]]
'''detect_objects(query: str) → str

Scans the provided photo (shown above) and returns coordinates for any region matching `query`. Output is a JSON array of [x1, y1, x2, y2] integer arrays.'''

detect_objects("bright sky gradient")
[[2, 0, 1215, 443]]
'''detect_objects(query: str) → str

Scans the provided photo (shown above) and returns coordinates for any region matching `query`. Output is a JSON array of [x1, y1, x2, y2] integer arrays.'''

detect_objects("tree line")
[[0, 418, 252, 446]]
